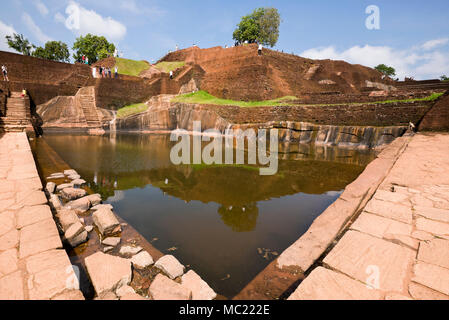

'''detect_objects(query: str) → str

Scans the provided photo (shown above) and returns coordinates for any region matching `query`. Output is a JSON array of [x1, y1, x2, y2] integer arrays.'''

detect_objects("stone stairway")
[[76, 86, 102, 128], [0, 92, 33, 132]]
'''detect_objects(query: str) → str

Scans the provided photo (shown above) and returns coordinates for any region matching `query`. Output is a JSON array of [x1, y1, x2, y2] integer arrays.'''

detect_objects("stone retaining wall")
[[0, 132, 84, 300]]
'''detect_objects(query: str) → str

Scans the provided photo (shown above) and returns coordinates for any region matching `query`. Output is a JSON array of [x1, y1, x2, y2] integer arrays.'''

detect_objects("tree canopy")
[[33, 41, 70, 62], [72, 34, 116, 64], [233, 7, 281, 47], [441, 75, 449, 81], [5, 33, 34, 56], [374, 64, 396, 77]]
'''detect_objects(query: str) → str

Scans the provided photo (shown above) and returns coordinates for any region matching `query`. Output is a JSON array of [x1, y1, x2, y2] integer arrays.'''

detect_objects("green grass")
[[117, 103, 148, 119], [172, 90, 298, 107], [154, 61, 186, 73], [114, 58, 150, 77], [172, 90, 444, 108]]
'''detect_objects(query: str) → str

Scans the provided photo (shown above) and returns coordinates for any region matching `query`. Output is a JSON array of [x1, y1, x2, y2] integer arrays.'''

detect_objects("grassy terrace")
[[117, 103, 148, 119], [115, 58, 150, 77], [172, 91, 444, 108], [154, 61, 186, 73]]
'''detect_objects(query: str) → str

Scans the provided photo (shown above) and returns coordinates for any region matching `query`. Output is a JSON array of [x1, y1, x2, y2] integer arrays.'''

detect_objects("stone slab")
[[0, 271, 24, 300], [149, 274, 191, 300], [323, 230, 415, 292], [364, 199, 413, 224], [155, 255, 185, 279], [288, 267, 382, 300], [412, 262, 449, 296], [417, 238, 449, 269], [181, 270, 217, 300], [85, 252, 132, 295], [16, 205, 53, 229]]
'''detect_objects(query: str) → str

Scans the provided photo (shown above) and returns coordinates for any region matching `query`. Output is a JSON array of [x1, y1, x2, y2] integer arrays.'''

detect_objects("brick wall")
[[419, 92, 449, 131]]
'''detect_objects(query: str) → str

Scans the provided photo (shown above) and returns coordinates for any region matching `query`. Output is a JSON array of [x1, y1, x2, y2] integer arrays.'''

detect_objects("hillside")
[[159, 44, 394, 101]]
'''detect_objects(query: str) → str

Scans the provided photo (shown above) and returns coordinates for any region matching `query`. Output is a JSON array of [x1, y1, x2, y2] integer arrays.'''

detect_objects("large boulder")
[[87, 194, 102, 206], [131, 251, 154, 269], [64, 222, 88, 247], [64, 196, 91, 214], [45, 182, 56, 194], [85, 252, 132, 296], [154, 255, 185, 279], [49, 194, 62, 210], [149, 274, 191, 300], [60, 188, 87, 201], [92, 207, 121, 236], [181, 270, 217, 300], [57, 209, 79, 231]]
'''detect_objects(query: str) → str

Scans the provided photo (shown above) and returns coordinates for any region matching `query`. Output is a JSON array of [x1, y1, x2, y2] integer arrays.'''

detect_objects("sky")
[[0, 0, 448, 80]]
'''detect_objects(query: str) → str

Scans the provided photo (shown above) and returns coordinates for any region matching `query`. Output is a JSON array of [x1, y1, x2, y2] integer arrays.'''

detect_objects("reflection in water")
[[218, 204, 259, 232], [39, 132, 376, 298]]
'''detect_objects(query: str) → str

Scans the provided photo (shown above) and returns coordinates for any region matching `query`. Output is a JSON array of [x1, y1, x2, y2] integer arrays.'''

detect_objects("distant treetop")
[[374, 64, 396, 78], [233, 7, 281, 47]]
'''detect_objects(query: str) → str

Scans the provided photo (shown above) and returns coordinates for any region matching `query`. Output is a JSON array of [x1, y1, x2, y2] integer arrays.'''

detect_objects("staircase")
[[0, 92, 34, 133], [75, 86, 102, 128]]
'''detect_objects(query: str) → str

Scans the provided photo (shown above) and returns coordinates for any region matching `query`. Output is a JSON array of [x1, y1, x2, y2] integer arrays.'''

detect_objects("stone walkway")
[[0, 133, 84, 300], [289, 133, 449, 300]]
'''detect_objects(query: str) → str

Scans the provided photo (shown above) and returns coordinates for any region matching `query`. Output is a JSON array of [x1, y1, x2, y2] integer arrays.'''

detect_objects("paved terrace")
[[0, 132, 83, 300], [288, 133, 449, 300]]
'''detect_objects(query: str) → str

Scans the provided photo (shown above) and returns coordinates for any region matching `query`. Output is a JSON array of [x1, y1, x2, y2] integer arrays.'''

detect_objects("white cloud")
[[34, 0, 49, 17], [22, 13, 52, 44], [301, 40, 449, 80], [55, 1, 127, 41], [421, 38, 448, 51], [0, 20, 17, 52]]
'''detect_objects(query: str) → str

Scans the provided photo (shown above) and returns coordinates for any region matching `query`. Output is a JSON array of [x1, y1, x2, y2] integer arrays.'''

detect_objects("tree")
[[33, 41, 70, 62], [374, 64, 396, 77], [233, 7, 281, 47], [441, 75, 449, 81], [72, 34, 116, 64], [5, 33, 34, 56]]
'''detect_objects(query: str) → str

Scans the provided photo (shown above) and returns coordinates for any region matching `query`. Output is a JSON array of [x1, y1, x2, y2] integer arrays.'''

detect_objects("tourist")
[[21, 89, 27, 98], [99, 66, 103, 78], [82, 55, 85, 63], [169, 70, 173, 80], [1, 65, 8, 81], [409, 122, 416, 133], [176, 44, 179, 51], [108, 68, 112, 78], [258, 43, 263, 55], [92, 67, 97, 78], [115, 66, 118, 78], [85, 57, 89, 65]]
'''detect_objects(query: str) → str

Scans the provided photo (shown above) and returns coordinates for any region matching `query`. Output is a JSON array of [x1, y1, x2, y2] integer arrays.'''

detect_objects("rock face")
[[181, 270, 217, 300], [154, 255, 185, 279], [92, 207, 121, 236], [57, 209, 80, 231], [85, 252, 132, 296], [149, 274, 191, 300]]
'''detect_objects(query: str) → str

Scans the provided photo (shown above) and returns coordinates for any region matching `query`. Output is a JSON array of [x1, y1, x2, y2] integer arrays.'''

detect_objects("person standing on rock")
[[258, 43, 263, 55], [169, 70, 173, 80], [1, 65, 8, 81], [115, 66, 118, 78], [108, 68, 112, 78]]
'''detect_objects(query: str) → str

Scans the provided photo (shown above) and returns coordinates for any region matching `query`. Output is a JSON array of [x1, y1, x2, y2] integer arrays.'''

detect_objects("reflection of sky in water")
[[41, 132, 376, 298]]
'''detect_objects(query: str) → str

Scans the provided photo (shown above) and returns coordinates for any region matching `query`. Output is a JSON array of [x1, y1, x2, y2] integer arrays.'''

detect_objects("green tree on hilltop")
[[72, 34, 115, 64], [233, 7, 281, 47], [5, 33, 35, 56], [33, 41, 70, 62], [375, 64, 396, 77], [441, 75, 449, 81]]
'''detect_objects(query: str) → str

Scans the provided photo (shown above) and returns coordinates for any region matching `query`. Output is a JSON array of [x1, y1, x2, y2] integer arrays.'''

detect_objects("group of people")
[[2, 65, 8, 81], [81, 55, 89, 65], [92, 65, 118, 79]]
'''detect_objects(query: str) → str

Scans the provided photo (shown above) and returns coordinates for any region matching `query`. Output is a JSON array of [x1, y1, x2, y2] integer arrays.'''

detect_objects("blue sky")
[[1, 0, 448, 79]]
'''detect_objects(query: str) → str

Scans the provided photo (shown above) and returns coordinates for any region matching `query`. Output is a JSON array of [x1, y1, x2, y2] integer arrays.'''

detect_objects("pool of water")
[[39, 132, 376, 298]]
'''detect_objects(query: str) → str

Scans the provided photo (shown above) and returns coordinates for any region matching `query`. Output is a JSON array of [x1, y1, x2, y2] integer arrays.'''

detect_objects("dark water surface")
[[39, 132, 376, 298]]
